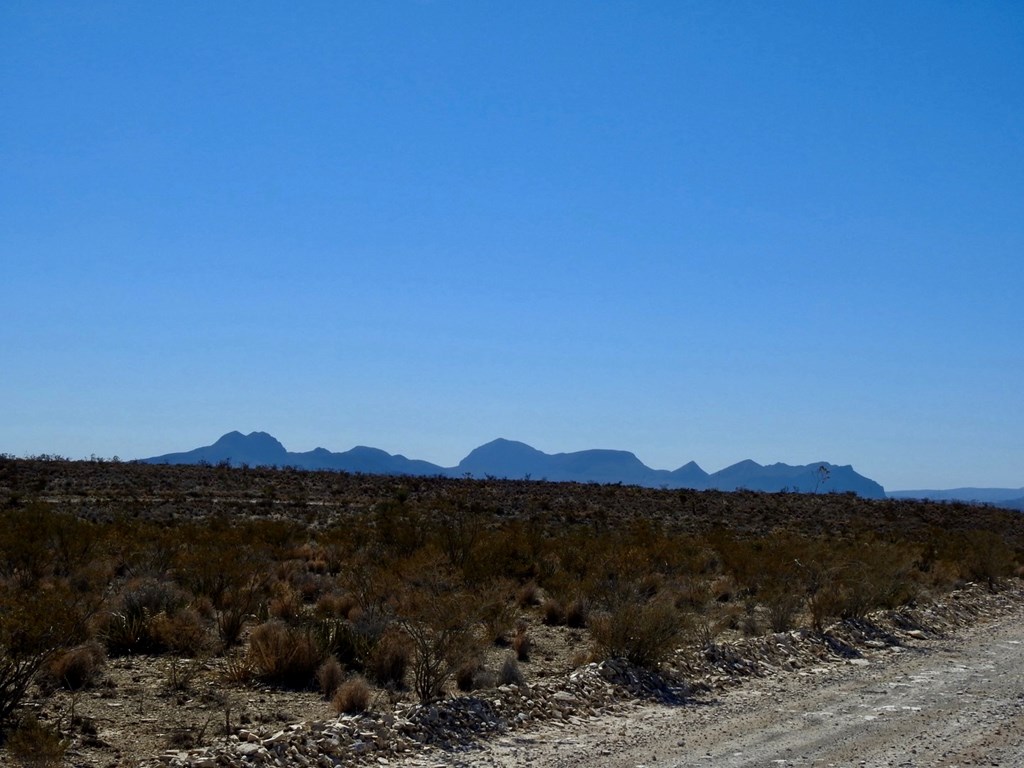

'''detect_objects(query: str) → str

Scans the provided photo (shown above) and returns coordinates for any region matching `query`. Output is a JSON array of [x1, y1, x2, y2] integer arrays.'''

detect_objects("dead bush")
[[331, 675, 371, 714], [316, 657, 344, 699], [541, 598, 565, 626], [1, 582, 90, 729], [246, 621, 323, 690], [763, 589, 803, 633], [151, 608, 211, 656], [516, 581, 540, 607], [455, 659, 481, 692], [675, 577, 710, 611], [395, 563, 482, 703], [497, 654, 524, 687], [565, 597, 590, 628], [43, 642, 105, 691], [365, 630, 410, 688], [962, 530, 1015, 591], [6, 713, 68, 767], [590, 595, 682, 668], [511, 625, 531, 661], [479, 584, 519, 645]]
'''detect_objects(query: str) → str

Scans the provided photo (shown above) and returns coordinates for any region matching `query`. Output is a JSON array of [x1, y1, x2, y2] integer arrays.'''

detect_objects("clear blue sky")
[[2, 1, 1021, 491]]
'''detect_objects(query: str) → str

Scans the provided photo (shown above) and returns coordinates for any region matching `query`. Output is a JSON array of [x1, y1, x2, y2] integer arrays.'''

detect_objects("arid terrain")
[[1, 457, 1022, 767], [453, 588, 1024, 767]]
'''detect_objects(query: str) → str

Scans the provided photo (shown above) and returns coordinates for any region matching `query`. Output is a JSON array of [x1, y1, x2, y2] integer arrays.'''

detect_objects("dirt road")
[[440, 610, 1024, 768]]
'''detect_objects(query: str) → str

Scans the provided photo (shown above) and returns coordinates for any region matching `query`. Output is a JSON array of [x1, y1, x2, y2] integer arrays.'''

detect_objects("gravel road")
[[442, 609, 1024, 768]]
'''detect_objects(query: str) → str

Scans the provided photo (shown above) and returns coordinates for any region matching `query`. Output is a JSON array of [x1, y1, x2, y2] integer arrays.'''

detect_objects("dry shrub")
[[637, 572, 663, 600], [739, 607, 762, 637], [246, 621, 323, 689], [314, 592, 357, 619], [516, 581, 540, 607], [309, 617, 372, 670], [43, 642, 105, 691], [961, 530, 1015, 592], [397, 575, 482, 704], [675, 577, 710, 611], [151, 608, 210, 656], [119, 578, 189, 621], [479, 584, 519, 645], [763, 589, 803, 633], [268, 584, 302, 622], [6, 714, 68, 768], [316, 657, 344, 699], [565, 597, 590, 628], [455, 659, 481, 692], [806, 580, 845, 633], [332, 675, 371, 714], [710, 575, 735, 603], [497, 654, 523, 687], [511, 626, 531, 662], [687, 614, 716, 649], [541, 598, 565, 626], [222, 653, 253, 685], [365, 630, 410, 688], [590, 596, 682, 668]]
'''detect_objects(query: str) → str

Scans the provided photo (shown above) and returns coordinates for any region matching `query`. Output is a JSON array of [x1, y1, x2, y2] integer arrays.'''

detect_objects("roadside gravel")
[[447, 596, 1024, 768]]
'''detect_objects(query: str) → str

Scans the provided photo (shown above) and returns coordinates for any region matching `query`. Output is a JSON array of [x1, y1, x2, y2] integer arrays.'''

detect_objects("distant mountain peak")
[[140, 431, 886, 497]]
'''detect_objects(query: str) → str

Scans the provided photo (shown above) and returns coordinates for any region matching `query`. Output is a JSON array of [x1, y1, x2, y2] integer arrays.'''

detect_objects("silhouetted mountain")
[[140, 431, 886, 497], [889, 487, 1024, 511], [455, 439, 668, 486], [143, 431, 445, 476], [709, 460, 884, 498]]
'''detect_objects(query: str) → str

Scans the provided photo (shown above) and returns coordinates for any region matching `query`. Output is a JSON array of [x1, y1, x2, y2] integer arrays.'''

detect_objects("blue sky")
[[2, 1, 1021, 490]]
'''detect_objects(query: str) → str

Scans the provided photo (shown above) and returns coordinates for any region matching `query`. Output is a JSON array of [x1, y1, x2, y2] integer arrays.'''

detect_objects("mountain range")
[[140, 431, 887, 498], [889, 487, 1024, 512]]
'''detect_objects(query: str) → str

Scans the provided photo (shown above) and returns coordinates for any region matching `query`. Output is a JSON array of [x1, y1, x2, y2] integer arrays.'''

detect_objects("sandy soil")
[[435, 609, 1024, 767]]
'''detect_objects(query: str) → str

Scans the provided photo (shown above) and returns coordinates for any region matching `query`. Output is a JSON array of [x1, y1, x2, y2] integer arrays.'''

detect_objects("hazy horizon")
[[2, 2, 1021, 491]]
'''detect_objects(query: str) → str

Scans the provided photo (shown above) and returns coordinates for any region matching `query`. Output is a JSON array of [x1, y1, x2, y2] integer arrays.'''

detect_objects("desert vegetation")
[[1, 455, 1022, 764]]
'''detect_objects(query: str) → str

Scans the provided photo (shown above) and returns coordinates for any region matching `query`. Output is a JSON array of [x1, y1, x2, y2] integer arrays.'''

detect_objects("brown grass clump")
[[42, 642, 105, 691], [511, 625, 531, 661], [331, 676, 371, 714], [542, 598, 565, 626], [246, 621, 323, 690], [565, 597, 590, 628], [365, 630, 411, 688], [316, 657, 345, 699], [455, 659, 481, 692], [497, 654, 524, 687], [151, 608, 210, 656], [516, 581, 540, 607], [6, 714, 68, 768]]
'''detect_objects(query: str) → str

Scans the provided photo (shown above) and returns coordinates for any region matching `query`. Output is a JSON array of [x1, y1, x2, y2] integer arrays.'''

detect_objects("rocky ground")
[[84, 582, 1023, 768]]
